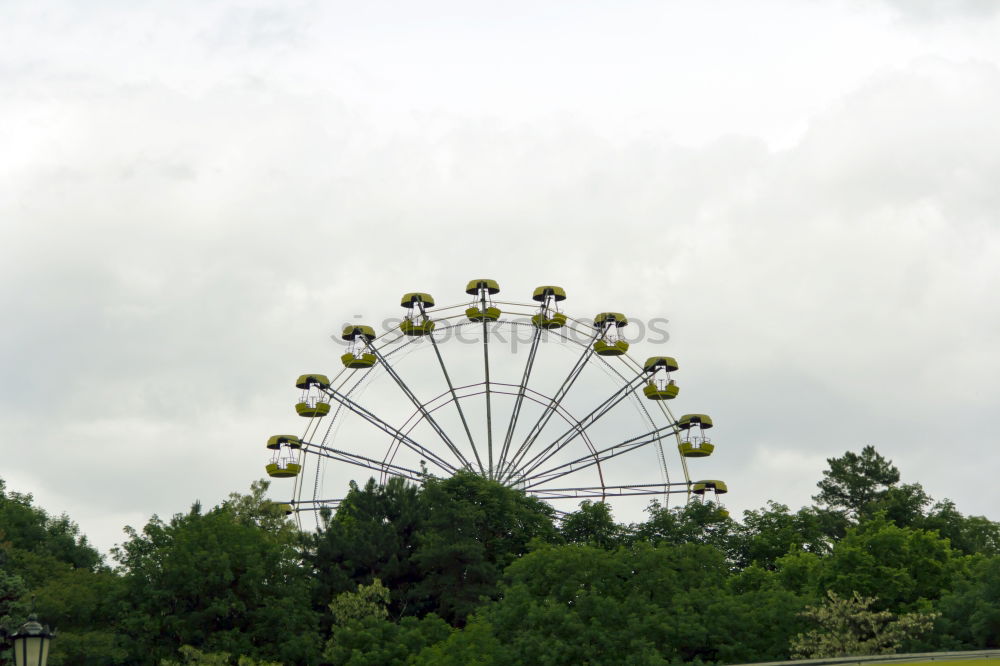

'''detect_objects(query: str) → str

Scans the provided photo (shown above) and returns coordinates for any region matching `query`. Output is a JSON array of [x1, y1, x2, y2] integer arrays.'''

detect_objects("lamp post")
[[10, 614, 55, 666]]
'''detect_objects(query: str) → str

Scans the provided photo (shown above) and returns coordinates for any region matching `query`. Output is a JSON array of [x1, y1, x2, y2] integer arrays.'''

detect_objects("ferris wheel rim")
[[306, 312, 677, 494], [270, 287, 721, 526]]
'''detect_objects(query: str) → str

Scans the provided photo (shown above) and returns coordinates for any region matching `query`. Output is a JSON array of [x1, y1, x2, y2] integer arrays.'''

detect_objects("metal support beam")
[[428, 331, 484, 474], [523, 422, 680, 488], [304, 440, 427, 483], [367, 334, 472, 471], [322, 387, 458, 474], [514, 372, 649, 480], [529, 482, 689, 500], [496, 325, 542, 478], [501, 326, 600, 481], [480, 290, 494, 478]]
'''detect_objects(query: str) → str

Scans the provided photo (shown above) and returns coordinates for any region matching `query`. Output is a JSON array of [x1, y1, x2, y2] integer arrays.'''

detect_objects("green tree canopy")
[[0, 477, 102, 575], [411, 471, 558, 624], [114, 482, 320, 665], [813, 446, 901, 518], [558, 500, 623, 549], [820, 515, 961, 611], [308, 476, 424, 624]]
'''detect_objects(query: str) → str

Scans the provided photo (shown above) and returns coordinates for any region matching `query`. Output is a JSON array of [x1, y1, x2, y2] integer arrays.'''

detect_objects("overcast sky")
[[3, 0, 1000, 556]]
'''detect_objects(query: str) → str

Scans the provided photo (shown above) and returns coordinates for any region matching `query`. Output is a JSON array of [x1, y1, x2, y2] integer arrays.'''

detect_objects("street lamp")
[[10, 614, 55, 666]]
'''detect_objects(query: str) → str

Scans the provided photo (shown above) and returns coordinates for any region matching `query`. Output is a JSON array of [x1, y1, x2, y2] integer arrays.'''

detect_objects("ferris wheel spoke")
[[480, 290, 496, 478], [428, 333, 485, 475], [513, 372, 649, 481], [365, 344, 473, 471], [322, 387, 458, 475], [289, 498, 343, 513], [305, 442, 426, 483], [500, 328, 600, 481], [530, 483, 690, 500], [495, 326, 541, 477], [521, 423, 680, 487]]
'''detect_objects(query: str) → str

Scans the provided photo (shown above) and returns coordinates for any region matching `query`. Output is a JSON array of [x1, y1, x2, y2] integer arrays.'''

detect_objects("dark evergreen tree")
[[813, 445, 901, 518]]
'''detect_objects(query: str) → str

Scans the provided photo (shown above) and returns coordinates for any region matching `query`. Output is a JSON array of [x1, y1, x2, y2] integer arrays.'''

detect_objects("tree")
[[820, 515, 959, 610], [921, 500, 1000, 556], [0, 566, 29, 666], [1, 477, 120, 665], [456, 541, 744, 664], [933, 555, 1000, 649], [710, 568, 813, 663], [323, 580, 452, 666], [412, 617, 506, 665], [114, 484, 321, 664], [862, 483, 931, 527], [410, 471, 557, 624], [730, 502, 840, 569], [329, 579, 390, 625], [0, 478, 102, 576], [558, 501, 623, 549], [308, 477, 424, 624], [633, 498, 734, 557], [472, 543, 673, 665], [790, 590, 938, 658], [813, 446, 900, 518], [31, 568, 129, 665]]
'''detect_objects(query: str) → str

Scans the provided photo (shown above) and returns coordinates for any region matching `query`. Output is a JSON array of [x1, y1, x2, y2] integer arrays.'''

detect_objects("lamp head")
[[11, 614, 55, 666]]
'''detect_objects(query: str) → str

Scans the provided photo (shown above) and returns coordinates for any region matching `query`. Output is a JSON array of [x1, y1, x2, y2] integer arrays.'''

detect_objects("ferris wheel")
[[264, 280, 727, 526]]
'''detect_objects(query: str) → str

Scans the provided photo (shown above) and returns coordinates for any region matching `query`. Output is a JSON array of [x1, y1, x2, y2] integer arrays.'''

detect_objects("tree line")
[[2, 446, 1000, 665]]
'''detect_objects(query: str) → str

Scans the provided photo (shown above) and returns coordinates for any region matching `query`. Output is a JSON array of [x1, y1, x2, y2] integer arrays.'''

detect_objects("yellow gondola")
[[466, 306, 501, 322], [643, 357, 679, 373], [341, 325, 377, 367], [465, 279, 500, 295], [401, 320, 436, 336], [295, 402, 331, 417], [594, 340, 629, 356], [341, 352, 377, 369], [266, 462, 302, 478], [678, 413, 713, 430], [531, 312, 567, 329], [295, 374, 330, 389], [593, 312, 628, 327], [532, 285, 567, 302], [266, 435, 302, 449], [691, 479, 728, 494], [341, 325, 377, 341], [678, 440, 714, 457], [644, 381, 679, 400], [400, 292, 435, 308]]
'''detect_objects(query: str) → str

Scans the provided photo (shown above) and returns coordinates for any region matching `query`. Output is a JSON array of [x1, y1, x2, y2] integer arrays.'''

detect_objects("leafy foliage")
[[113, 483, 321, 665], [4, 445, 1000, 664], [791, 590, 939, 658], [329, 579, 391, 625], [813, 445, 900, 517], [558, 500, 624, 549], [0, 478, 102, 577], [161, 645, 282, 666], [323, 581, 452, 666], [820, 515, 960, 610], [411, 471, 558, 623], [934, 555, 1000, 649]]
